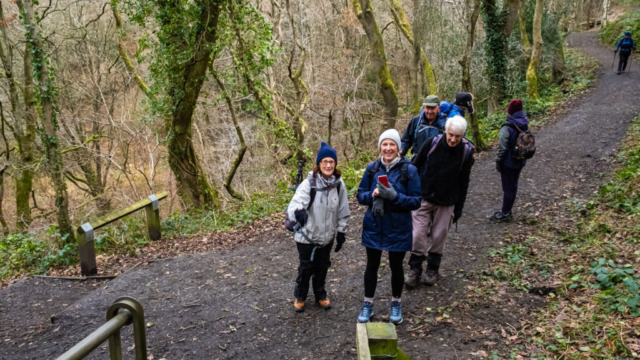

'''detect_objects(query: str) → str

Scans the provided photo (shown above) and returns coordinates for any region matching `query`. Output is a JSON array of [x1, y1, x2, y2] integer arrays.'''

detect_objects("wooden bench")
[[77, 191, 168, 276], [357, 322, 411, 359]]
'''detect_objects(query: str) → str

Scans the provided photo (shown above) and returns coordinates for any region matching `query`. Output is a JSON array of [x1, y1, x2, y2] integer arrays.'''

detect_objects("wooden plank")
[[78, 191, 167, 232], [366, 323, 398, 357], [356, 323, 371, 360]]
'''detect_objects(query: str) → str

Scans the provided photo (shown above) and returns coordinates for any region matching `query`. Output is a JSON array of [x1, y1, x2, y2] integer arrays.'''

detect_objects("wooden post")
[[145, 194, 161, 240], [356, 322, 412, 359], [77, 223, 97, 276]]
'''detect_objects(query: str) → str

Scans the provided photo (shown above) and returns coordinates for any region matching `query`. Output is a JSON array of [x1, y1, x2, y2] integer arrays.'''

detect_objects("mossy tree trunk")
[[461, 0, 487, 151], [352, 0, 399, 129], [388, 0, 436, 114], [20, 0, 76, 244], [519, 4, 531, 51], [602, 0, 610, 26], [0, 2, 37, 229], [526, 0, 544, 99], [112, 0, 222, 211]]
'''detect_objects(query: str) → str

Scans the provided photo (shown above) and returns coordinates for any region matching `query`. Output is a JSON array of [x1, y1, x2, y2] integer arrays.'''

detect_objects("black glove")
[[372, 196, 385, 218], [294, 208, 308, 227], [496, 162, 502, 173], [335, 232, 346, 252], [453, 207, 462, 223], [615, 49, 618, 53]]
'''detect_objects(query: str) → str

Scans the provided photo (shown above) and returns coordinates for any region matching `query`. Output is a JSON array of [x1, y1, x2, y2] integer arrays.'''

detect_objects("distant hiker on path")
[[356, 129, 422, 324], [439, 92, 475, 119], [405, 116, 475, 288], [615, 31, 636, 75], [287, 142, 350, 312], [400, 95, 445, 159], [492, 100, 530, 222]]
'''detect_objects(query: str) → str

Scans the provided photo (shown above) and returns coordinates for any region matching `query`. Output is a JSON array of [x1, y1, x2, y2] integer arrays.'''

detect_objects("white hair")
[[445, 115, 467, 134]]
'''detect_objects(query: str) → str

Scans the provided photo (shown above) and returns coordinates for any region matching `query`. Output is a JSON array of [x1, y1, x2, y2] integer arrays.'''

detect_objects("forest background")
[[0, 0, 635, 280]]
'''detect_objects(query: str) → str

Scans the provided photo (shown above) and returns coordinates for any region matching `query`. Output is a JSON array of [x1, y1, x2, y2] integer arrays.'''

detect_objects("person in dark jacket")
[[400, 95, 446, 159], [356, 129, 422, 324], [405, 116, 475, 287], [615, 31, 636, 75], [492, 99, 528, 221], [439, 92, 475, 119]]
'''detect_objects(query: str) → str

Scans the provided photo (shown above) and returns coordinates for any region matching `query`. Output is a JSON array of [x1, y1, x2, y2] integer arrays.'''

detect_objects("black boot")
[[405, 254, 426, 287], [423, 253, 443, 286]]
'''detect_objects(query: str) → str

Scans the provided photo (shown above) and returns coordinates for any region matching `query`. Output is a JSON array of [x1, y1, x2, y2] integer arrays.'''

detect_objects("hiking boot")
[[617, 71, 622, 75], [317, 298, 331, 310], [422, 269, 442, 286], [358, 301, 374, 323], [390, 301, 403, 325], [294, 298, 305, 312], [490, 210, 512, 222], [404, 267, 421, 288]]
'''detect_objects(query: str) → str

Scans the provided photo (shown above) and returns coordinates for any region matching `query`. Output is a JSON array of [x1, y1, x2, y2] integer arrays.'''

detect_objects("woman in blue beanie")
[[287, 142, 350, 312]]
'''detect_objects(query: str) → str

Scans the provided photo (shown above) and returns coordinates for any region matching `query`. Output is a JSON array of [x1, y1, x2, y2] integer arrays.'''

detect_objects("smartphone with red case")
[[378, 175, 389, 187]]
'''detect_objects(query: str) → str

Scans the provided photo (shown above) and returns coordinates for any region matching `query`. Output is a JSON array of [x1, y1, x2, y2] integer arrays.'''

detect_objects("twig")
[[250, 304, 263, 312], [225, 291, 244, 303]]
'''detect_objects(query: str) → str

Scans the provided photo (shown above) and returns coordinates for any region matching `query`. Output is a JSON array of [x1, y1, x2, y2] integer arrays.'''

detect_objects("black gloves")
[[335, 232, 346, 252], [453, 207, 462, 223], [372, 196, 385, 217], [294, 208, 308, 227], [496, 162, 502, 173]]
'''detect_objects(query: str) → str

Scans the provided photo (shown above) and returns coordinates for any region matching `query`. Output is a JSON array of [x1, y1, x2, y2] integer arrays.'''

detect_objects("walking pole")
[[612, 52, 617, 74], [629, 52, 633, 74]]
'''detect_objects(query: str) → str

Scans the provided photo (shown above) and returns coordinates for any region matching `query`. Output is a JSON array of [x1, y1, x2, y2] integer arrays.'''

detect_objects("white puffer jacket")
[[287, 172, 350, 246]]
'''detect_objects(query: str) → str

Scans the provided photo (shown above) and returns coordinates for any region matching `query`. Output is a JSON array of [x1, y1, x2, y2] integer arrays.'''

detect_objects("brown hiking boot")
[[422, 269, 442, 286], [294, 299, 305, 312], [317, 298, 331, 309], [405, 268, 421, 288]]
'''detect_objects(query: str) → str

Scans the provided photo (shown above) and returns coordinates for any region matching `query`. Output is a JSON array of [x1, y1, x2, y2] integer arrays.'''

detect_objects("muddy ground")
[[1, 32, 640, 360]]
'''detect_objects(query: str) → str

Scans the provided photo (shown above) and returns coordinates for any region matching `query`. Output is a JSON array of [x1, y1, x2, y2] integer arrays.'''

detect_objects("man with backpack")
[[615, 31, 636, 75], [405, 116, 475, 287], [400, 95, 446, 159], [492, 99, 532, 221], [439, 92, 475, 119]]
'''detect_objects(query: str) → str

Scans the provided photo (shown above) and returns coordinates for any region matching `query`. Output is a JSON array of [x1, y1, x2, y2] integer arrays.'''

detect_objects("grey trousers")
[[411, 200, 454, 256]]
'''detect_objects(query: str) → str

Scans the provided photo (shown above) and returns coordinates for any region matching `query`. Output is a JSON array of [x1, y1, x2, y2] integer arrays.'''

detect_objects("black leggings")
[[364, 247, 406, 298]]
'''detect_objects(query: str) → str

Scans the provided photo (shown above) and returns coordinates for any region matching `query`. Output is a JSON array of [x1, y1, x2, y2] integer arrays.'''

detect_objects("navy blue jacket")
[[357, 157, 422, 252], [496, 110, 529, 169], [616, 37, 636, 52], [400, 109, 446, 156]]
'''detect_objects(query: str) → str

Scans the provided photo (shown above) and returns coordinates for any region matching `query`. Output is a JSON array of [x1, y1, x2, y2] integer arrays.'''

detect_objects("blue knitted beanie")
[[316, 142, 337, 165]]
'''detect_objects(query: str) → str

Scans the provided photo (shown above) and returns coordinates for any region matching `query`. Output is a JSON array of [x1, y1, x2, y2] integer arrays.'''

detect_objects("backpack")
[[427, 134, 474, 170], [502, 123, 536, 160], [365, 160, 410, 190], [285, 177, 342, 232], [411, 112, 444, 154]]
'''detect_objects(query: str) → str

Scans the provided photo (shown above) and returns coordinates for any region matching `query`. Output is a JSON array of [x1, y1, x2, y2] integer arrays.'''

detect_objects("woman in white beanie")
[[355, 129, 422, 324]]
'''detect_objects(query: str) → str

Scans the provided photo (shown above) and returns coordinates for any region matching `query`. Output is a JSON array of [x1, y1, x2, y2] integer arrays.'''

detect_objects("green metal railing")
[[78, 191, 167, 276], [56, 297, 147, 360]]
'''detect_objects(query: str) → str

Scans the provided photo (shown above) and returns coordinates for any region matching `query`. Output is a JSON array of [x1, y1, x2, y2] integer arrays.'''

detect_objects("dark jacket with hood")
[[357, 157, 422, 252], [401, 109, 446, 156], [496, 110, 529, 169], [616, 36, 636, 53], [411, 134, 474, 215]]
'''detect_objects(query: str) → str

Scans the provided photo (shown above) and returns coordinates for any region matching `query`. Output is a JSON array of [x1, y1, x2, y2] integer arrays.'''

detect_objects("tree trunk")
[[20, 0, 75, 243], [389, 0, 436, 114], [353, 0, 399, 129], [526, 0, 544, 99], [519, 5, 531, 51], [461, 0, 487, 151], [602, 0, 610, 26], [0, 2, 36, 229]]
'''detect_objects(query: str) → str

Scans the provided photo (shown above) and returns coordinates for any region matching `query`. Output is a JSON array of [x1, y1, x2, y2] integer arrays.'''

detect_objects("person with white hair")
[[404, 115, 475, 287], [355, 129, 422, 324]]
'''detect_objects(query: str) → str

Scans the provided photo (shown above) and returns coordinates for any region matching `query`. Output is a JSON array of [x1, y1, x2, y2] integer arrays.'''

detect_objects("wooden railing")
[[77, 191, 167, 276], [357, 322, 411, 359]]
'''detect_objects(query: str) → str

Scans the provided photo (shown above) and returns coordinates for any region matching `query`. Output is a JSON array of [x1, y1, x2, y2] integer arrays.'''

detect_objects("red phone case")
[[378, 175, 389, 187]]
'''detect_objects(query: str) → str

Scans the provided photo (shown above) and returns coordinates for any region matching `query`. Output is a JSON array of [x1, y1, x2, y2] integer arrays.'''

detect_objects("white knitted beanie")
[[378, 129, 401, 150]]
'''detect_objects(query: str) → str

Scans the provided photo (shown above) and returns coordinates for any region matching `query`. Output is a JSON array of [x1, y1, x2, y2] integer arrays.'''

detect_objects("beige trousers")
[[411, 200, 454, 256]]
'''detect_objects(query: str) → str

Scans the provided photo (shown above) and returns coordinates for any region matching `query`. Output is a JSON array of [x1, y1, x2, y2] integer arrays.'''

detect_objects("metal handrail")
[[56, 297, 147, 360]]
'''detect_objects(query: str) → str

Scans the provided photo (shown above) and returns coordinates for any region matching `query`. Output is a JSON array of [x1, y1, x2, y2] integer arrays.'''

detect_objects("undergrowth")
[[479, 116, 640, 358], [598, 10, 640, 48]]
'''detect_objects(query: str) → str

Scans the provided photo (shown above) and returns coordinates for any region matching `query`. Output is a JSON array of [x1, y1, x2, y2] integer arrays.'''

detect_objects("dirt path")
[[2, 32, 640, 360]]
